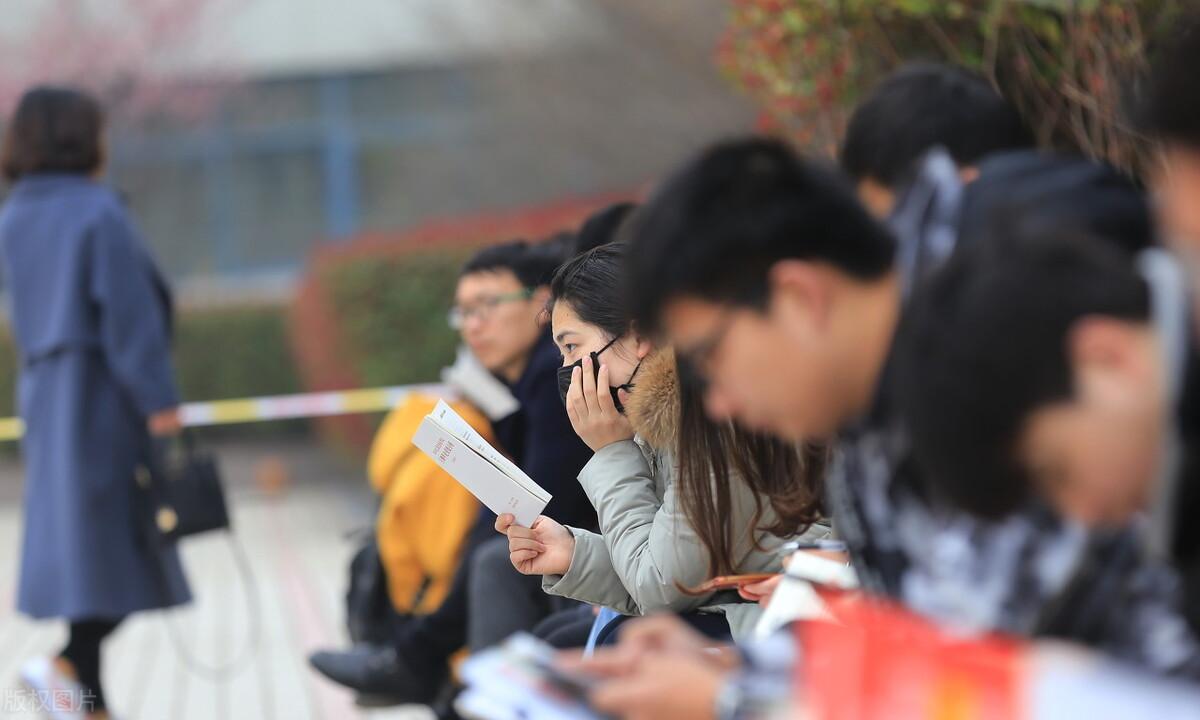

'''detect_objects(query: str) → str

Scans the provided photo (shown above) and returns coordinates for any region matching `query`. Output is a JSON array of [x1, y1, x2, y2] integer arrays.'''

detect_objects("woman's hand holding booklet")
[[496, 513, 575, 575]]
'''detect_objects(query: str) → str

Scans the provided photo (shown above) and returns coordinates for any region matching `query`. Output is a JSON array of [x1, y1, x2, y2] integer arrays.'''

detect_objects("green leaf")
[[895, 0, 938, 15]]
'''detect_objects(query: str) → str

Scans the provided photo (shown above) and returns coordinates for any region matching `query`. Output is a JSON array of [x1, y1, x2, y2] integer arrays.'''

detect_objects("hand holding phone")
[[691, 572, 778, 593], [737, 575, 783, 605]]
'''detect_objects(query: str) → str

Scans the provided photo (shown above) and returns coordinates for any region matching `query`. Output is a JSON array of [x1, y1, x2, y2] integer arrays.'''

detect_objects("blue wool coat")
[[1, 174, 191, 620]]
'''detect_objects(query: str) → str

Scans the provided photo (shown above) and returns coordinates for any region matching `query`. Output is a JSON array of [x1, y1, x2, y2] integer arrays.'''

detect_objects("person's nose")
[[461, 312, 487, 336]]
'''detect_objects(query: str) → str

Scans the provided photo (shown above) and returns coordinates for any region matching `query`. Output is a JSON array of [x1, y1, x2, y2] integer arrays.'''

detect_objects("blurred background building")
[[0, 0, 755, 303]]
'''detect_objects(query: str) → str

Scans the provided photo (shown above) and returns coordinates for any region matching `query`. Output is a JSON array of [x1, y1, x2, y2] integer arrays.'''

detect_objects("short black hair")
[[460, 239, 566, 288], [628, 137, 895, 333], [840, 63, 1033, 188], [573, 202, 636, 256], [893, 231, 1150, 520], [548, 243, 629, 341], [1137, 13, 1200, 147], [960, 151, 1156, 258], [2, 85, 105, 182]]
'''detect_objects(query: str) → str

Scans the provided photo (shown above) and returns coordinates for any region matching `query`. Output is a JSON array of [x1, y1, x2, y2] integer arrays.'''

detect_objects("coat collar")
[[623, 348, 678, 451]]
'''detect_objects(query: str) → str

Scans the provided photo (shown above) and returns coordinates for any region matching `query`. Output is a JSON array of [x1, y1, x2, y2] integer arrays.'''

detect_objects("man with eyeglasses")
[[450, 240, 596, 528], [573, 138, 1200, 720], [311, 239, 595, 707]]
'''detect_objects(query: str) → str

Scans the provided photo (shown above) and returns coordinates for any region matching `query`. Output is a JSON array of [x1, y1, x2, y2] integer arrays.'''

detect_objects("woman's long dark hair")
[[549, 242, 827, 578], [674, 356, 826, 578]]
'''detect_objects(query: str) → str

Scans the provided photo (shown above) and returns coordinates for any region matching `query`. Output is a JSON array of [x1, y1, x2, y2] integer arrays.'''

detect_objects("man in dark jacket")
[[1137, 11, 1200, 261], [892, 222, 1200, 644], [310, 240, 594, 705], [891, 9, 1200, 649]]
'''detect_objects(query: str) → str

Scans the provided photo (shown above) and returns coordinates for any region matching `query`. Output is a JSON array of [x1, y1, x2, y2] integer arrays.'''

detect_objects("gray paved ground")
[[0, 439, 435, 720]]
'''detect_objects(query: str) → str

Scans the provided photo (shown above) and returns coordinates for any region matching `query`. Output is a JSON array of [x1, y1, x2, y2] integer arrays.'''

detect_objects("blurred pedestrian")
[[0, 86, 191, 720]]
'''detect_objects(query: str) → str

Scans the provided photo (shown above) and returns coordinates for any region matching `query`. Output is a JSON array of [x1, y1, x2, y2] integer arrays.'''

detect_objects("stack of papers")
[[412, 400, 552, 526]]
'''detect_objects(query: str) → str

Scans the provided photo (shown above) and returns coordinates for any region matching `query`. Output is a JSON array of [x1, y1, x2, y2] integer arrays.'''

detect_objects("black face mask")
[[557, 335, 642, 414]]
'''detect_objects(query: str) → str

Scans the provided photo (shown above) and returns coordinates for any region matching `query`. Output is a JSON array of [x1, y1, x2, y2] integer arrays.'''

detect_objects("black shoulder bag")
[[137, 432, 261, 681], [138, 432, 230, 540]]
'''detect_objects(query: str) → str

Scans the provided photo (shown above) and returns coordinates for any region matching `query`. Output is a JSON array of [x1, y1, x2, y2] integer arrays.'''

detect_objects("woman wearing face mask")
[[495, 243, 827, 641]]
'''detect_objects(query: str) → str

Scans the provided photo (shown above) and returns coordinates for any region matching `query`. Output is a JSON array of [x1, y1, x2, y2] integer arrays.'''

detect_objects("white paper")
[[429, 400, 551, 502], [412, 416, 549, 526], [752, 552, 859, 640], [753, 575, 829, 640], [441, 345, 521, 421]]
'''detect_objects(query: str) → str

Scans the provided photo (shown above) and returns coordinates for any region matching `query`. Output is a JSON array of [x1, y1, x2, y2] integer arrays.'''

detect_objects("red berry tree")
[[719, 0, 1187, 173]]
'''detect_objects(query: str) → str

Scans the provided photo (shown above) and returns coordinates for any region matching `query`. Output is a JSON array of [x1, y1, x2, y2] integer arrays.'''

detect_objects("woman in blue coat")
[[0, 87, 191, 719]]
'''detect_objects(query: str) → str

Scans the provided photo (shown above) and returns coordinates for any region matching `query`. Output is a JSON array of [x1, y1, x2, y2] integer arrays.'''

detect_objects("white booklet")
[[411, 400, 551, 527]]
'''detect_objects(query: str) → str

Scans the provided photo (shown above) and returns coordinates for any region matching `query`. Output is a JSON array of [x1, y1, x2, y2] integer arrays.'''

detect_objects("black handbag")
[[137, 432, 231, 542], [136, 430, 260, 681]]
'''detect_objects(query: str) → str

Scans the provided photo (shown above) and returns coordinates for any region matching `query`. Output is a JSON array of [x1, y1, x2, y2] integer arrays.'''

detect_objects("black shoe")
[[354, 691, 407, 708], [307, 644, 439, 704]]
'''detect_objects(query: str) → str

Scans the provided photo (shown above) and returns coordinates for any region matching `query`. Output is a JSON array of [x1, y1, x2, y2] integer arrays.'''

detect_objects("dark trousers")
[[393, 510, 556, 681], [532, 605, 596, 649], [61, 617, 124, 711], [467, 536, 575, 651]]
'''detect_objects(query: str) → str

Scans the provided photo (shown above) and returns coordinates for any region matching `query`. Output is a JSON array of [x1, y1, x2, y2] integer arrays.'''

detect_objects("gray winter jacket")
[[541, 350, 825, 640]]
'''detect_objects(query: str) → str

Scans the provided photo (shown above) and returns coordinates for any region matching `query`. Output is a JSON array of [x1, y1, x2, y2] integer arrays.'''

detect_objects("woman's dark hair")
[[2, 86, 105, 182], [674, 356, 826, 579], [546, 243, 630, 340]]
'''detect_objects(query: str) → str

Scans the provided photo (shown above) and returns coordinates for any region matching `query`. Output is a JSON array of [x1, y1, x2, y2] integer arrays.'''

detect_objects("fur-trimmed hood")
[[624, 348, 679, 452]]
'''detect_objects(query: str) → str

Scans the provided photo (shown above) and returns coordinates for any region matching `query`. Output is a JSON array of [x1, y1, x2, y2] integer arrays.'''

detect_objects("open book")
[[411, 400, 552, 527]]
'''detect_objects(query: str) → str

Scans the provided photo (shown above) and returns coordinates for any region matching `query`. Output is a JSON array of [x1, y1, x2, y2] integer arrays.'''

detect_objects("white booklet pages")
[[411, 400, 552, 526]]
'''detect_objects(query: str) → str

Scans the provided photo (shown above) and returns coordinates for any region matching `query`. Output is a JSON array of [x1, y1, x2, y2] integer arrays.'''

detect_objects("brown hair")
[[674, 355, 826, 578], [2, 86, 104, 182]]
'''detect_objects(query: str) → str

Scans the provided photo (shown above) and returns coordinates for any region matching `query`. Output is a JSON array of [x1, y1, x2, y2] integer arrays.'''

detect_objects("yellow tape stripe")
[[204, 399, 261, 424], [0, 384, 452, 443], [0, 417, 24, 442], [339, 388, 395, 413]]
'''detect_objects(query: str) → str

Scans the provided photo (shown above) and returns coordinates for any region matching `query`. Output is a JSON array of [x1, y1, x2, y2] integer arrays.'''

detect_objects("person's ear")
[[634, 335, 654, 361], [1068, 316, 1155, 395], [768, 260, 832, 333], [625, 321, 655, 360], [530, 286, 551, 307]]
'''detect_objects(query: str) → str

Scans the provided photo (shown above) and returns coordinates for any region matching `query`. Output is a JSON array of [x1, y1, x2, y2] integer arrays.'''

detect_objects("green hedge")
[[0, 304, 304, 437], [174, 305, 307, 437], [322, 251, 466, 388], [174, 305, 301, 402]]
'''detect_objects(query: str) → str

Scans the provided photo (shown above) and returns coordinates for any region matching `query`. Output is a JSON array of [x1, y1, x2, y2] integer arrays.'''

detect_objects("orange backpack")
[[368, 394, 486, 613]]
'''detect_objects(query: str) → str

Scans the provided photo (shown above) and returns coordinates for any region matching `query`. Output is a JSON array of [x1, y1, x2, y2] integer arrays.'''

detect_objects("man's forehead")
[[662, 296, 726, 333], [456, 269, 522, 297]]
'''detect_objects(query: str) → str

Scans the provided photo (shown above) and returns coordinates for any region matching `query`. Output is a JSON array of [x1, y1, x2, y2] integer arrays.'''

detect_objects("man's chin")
[[468, 348, 499, 371], [479, 350, 525, 378]]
